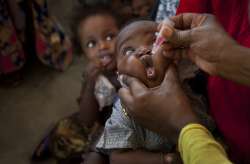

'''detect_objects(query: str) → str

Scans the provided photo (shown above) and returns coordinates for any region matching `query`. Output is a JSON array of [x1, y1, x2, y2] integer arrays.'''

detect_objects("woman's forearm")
[[110, 151, 164, 164], [219, 44, 250, 86], [179, 124, 232, 164]]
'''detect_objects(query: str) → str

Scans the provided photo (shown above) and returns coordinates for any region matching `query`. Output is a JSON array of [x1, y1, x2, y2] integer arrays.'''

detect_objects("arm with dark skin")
[[119, 65, 199, 143], [164, 13, 250, 87], [218, 44, 250, 87], [79, 69, 120, 127], [118, 65, 231, 164], [110, 150, 181, 164], [79, 64, 100, 127], [84, 152, 109, 164]]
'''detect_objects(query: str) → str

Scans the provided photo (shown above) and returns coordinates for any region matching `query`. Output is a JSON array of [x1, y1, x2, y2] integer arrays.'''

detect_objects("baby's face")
[[79, 15, 119, 71], [117, 21, 170, 88]]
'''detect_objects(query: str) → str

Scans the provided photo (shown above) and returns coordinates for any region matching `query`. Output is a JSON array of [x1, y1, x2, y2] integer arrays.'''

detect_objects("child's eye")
[[122, 47, 135, 56], [86, 41, 96, 48], [106, 34, 115, 41]]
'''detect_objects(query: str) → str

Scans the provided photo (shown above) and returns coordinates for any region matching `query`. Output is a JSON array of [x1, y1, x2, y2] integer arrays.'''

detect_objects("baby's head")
[[116, 20, 171, 88], [73, 5, 120, 71], [116, 20, 215, 133]]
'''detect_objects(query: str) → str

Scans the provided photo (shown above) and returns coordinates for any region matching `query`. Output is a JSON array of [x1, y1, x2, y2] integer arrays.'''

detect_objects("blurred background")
[[0, 0, 177, 163], [0, 1, 81, 163]]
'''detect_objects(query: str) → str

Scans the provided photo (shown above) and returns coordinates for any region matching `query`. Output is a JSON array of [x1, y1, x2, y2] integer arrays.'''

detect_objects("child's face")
[[117, 21, 170, 88], [79, 15, 119, 71]]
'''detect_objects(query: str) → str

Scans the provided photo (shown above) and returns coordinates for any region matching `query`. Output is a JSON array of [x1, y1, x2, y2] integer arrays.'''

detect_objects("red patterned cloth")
[[177, 0, 250, 163], [0, 0, 26, 74], [0, 0, 72, 75]]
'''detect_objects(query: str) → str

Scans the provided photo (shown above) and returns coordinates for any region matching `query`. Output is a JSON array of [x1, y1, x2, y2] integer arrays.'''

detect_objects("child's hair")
[[71, 4, 121, 55], [115, 17, 153, 53]]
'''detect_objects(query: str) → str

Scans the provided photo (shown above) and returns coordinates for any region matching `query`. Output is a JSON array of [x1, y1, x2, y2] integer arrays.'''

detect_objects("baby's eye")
[[106, 34, 115, 41], [86, 40, 96, 49], [122, 47, 135, 56]]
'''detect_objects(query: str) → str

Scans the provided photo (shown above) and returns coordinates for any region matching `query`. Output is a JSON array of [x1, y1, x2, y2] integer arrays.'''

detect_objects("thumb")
[[161, 64, 179, 89], [168, 28, 193, 48]]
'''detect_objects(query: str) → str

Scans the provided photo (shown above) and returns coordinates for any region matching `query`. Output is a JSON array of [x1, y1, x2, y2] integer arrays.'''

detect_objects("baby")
[[96, 20, 215, 163]]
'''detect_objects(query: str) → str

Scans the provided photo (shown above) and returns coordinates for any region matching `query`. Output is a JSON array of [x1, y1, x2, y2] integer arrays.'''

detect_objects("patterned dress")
[[0, 0, 25, 74], [96, 98, 174, 154], [155, 0, 180, 22], [0, 0, 72, 75]]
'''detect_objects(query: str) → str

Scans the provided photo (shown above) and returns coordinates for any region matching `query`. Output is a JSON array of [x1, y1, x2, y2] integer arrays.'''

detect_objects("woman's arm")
[[110, 150, 179, 164], [84, 152, 108, 164], [218, 44, 250, 86], [179, 124, 232, 164], [118, 66, 232, 163], [167, 13, 250, 86]]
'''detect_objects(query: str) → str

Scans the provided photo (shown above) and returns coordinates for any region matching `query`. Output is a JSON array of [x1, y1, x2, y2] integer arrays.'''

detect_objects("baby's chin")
[[144, 77, 163, 88], [118, 74, 161, 89], [104, 60, 117, 71], [144, 67, 166, 88], [118, 65, 166, 88], [136, 71, 164, 88]]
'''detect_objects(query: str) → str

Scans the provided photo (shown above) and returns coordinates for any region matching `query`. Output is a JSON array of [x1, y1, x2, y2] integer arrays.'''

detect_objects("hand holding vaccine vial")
[[152, 18, 175, 54]]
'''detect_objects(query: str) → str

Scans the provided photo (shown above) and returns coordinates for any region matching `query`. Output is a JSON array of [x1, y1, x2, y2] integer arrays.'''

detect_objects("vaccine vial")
[[152, 18, 175, 54]]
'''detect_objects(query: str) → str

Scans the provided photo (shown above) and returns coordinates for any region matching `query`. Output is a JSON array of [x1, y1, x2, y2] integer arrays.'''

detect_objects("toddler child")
[[32, 5, 121, 164]]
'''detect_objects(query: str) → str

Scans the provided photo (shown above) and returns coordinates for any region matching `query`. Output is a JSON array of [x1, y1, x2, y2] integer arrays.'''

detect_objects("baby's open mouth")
[[140, 55, 156, 79]]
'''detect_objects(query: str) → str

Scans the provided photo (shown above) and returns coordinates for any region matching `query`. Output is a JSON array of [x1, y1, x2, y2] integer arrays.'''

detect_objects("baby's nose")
[[135, 47, 152, 57]]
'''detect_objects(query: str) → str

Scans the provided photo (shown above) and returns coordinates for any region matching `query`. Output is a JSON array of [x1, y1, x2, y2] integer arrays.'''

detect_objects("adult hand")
[[160, 13, 237, 76], [118, 65, 199, 143]]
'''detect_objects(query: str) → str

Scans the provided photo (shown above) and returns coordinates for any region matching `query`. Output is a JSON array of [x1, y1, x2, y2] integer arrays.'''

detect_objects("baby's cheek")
[[118, 56, 135, 74], [117, 56, 145, 79]]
